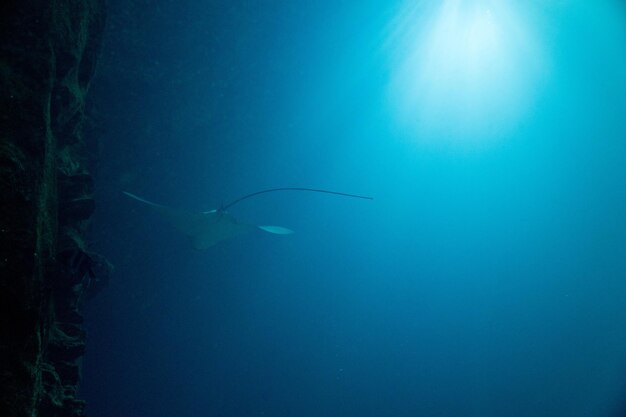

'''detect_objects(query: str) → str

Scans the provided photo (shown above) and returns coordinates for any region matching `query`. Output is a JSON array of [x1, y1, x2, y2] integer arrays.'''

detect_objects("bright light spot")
[[386, 0, 547, 148]]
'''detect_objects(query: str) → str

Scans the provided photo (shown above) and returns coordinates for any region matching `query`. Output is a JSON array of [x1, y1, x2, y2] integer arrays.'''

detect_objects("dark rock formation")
[[0, 1, 108, 416]]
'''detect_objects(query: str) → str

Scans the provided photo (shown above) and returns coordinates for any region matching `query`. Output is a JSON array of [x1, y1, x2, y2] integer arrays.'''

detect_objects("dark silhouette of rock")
[[0, 1, 107, 416]]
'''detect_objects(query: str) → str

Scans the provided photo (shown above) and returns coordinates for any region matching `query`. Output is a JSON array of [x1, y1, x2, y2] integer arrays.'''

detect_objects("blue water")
[[82, 1, 626, 416]]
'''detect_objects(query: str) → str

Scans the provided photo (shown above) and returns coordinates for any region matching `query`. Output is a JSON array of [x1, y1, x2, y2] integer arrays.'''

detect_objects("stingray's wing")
[[123, 191, 209, 237], [257, 225, 294, 235]]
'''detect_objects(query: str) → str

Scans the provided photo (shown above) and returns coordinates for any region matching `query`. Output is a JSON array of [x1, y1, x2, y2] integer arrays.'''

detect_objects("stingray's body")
[[123, 192, 292, 249]]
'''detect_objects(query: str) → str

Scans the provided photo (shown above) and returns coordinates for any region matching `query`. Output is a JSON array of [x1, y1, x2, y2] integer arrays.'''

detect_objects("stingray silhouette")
[[123, 188, 372, 249]]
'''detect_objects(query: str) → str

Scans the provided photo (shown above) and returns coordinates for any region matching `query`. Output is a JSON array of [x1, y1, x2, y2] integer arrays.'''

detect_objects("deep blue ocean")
[[81, 1, 626, 416]]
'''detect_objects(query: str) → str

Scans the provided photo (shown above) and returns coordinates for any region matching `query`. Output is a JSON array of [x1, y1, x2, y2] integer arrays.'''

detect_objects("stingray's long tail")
[[222, 187, 373, 210]]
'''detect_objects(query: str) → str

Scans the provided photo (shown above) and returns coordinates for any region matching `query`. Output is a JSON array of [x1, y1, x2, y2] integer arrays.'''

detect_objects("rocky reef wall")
[[0, 1, 107, 416]]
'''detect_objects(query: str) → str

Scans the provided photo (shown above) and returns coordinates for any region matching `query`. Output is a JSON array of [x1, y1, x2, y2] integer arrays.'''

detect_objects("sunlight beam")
[[386, 0, 547, 148]]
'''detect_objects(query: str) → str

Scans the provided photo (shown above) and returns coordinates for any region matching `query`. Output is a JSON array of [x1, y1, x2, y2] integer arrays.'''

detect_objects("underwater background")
[[81, 1, 626, 416]]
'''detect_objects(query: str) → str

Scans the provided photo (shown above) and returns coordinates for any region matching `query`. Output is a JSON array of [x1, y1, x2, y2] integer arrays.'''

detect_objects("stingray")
[[123, 188, 372, 249]]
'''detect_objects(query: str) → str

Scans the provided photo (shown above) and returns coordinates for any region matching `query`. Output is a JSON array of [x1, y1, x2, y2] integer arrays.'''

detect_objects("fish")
[[123, 191, 293, 249]]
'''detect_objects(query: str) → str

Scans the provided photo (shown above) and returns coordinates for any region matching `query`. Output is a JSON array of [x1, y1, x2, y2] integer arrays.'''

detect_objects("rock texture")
[[0, 1, 107, 416]]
